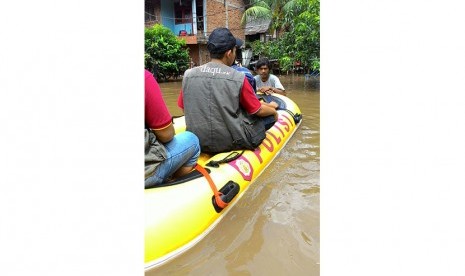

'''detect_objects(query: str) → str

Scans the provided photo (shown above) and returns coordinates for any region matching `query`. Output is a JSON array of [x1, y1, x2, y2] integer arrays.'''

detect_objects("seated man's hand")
[[259, 86, 273, 94]]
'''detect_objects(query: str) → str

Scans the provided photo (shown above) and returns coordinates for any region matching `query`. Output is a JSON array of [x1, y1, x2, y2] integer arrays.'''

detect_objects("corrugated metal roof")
[[245, 17, 271, 35]]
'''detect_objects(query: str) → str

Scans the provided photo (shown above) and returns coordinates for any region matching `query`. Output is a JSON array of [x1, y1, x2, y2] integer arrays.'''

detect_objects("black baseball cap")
[[207, 27, 243, 54]]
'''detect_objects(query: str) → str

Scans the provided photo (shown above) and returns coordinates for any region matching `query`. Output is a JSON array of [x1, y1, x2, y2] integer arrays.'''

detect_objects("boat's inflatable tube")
[[145, 94, 302, 270]]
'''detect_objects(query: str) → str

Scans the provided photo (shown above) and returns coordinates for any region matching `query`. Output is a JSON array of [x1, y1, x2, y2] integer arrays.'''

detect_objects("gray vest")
[[182, 62, 265, 153]]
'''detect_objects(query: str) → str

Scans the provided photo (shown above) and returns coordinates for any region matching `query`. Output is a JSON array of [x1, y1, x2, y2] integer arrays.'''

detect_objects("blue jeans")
[[262, 115, 276, 130], [256, 94, 277, 129], [145, 131, 200, 186]]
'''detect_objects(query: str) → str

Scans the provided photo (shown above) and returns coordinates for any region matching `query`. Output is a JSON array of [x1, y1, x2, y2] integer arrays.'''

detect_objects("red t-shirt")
[[145, 70, 172, 130], [177, 77, 261, 114]]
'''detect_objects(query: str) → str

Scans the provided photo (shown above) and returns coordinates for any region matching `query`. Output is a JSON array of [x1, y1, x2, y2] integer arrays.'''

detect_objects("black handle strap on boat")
[[257, 94, 302, 124], [206, 150, 245, 168], [282, 109, 302, 124]]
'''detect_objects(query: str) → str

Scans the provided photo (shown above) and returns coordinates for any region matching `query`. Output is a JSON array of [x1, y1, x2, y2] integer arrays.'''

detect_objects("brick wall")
[[199, 44, 210, 65], [154, 0, 161, 18], [206, 0, 245, 42], [188, 45, 200, 66], [187, 44, 212, 66], [145, 0, 161, 27]]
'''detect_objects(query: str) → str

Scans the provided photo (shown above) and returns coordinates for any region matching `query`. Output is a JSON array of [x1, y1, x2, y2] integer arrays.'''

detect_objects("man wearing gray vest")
[[177, 27, 278, 154]]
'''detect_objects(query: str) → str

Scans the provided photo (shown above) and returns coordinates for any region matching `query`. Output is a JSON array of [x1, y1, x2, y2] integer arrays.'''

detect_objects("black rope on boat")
[[206, 150, 245, 168]]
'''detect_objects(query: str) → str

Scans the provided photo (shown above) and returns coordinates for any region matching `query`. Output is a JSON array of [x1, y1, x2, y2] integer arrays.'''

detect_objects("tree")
[[243, 0, 319, 72], [145, 24, 190, 81], [281, 0, 320, 72], [241, 1, 272, 26], [242, 0, 293, 35]]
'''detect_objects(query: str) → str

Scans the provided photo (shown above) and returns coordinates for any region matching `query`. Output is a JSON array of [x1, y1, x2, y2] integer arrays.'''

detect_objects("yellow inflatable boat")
[[145, 94, 302, 270]]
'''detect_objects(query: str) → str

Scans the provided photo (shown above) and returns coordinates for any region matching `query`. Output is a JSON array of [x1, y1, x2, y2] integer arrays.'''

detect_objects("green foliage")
[[250, 40, 270, 58], [241, 1, 271, 26], [145, 24, 190, 81], [279, 56, 293, 72], [246, 0, 320, 73]]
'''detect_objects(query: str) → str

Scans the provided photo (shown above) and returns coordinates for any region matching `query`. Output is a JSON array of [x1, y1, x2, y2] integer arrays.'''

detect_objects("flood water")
[[147, 74, 320, 275]]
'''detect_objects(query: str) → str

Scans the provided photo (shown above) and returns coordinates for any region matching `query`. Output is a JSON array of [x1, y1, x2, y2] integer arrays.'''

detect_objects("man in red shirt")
[[145, 69, 200, 187]]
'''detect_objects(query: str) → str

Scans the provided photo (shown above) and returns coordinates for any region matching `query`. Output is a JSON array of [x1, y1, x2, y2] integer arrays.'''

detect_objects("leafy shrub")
[[145, 24, 190, 81]]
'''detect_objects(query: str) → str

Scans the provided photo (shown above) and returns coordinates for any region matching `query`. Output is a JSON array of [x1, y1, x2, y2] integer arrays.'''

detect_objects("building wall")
[[145, 0, 161, 26], [160, 0, 175, 31], [198, 44, 209, 65], [147, 0, 246, 40], [146, 0, 247, 65], [188, 45, 200, 66], [206, 0, 245, 42], [186, 44, 209, 66]]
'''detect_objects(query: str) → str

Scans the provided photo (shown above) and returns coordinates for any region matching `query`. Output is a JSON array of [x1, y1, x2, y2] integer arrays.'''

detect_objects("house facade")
[[145, 0, 247, 66]]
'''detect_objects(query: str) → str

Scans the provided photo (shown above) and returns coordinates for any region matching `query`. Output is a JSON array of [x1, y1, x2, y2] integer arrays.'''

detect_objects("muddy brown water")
[[147, 74, 320, 275]]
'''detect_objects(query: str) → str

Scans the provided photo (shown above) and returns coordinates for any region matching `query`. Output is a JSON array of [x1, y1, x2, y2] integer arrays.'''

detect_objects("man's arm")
[[255, 104, 278, 121], [152, 123, 175, 144], [272, 87, 286, 95], [272, 75, 286, 95], [177, 90, 184, 110], [258, 86, 286, 95], [145, 69, 175, 143]]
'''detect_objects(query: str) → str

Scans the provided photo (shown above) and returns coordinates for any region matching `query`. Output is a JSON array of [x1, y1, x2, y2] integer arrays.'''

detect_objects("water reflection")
[[147, 74, 319, 276]]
